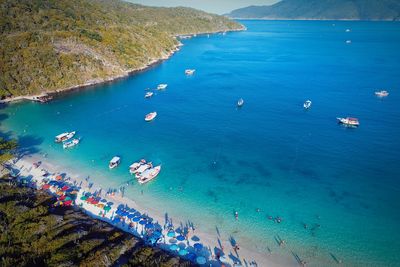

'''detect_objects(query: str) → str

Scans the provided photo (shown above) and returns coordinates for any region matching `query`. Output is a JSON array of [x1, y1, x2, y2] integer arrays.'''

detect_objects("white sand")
[[11, 155, 293, 267]]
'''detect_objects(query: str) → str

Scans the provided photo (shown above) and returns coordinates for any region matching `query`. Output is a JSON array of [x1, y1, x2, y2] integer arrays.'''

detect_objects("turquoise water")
[[2, 20, 400, 266]]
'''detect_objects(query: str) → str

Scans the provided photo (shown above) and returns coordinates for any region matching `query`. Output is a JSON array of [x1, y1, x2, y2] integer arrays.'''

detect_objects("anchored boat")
[[63, 138, 80, 149], [375, 90, 389, 97], [145, 112, 157, 121], [337, 117, 359, 127], [55, 131, 76, 143], [304, 100, 312, 109], [157, 84, 168, 90], [137, 165, 161, 184], [237, 98, 244, 107], [145, 92, 154, 98], [185, 69, 195, 75], [109, 156, 121, 169]]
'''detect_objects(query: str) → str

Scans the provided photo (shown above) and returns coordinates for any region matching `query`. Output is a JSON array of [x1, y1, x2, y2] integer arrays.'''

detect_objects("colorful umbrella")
[[103, 205, 111, 211]]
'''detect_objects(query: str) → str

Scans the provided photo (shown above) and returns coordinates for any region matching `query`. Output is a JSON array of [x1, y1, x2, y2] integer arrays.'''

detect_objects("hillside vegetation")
[[0, 178, 194, 266], [227, 0, 400, 20], [0, 0, 242, 98]]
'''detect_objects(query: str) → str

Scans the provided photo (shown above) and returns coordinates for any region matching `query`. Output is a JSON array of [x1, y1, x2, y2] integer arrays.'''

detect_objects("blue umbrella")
[[129, 208, 136, 212], [167, 231, 175, 237], [113, 217, 121, 223], [196, 256, 206, 264], [193, 243, 203, 250], [100, 199, 107, 203], [127, 214, 135, 219], [139, 220, 147, 225], [107, 201, 114, 206], [170, 244, 178, 251], [176, 235, 185, 241], [133, 211, 141, 217], [187, 252, 196, 261], [178, 249, 188, 256], [145, 223, 154, 229], [117, 204, 124, 210], [132, 217, 141, 222]]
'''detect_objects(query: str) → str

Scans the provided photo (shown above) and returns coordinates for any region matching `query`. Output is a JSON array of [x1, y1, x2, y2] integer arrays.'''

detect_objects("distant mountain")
[[226, 0, 400, 20]]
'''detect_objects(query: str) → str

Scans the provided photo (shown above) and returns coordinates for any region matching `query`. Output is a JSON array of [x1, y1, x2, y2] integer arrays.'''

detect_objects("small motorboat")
[[337, 117, 359, 127], [375, 90, 389, 97], [346, 40, 352, 44], [157, 84, 168, 90], [237, 98, 244, 107], [303, 100, 312, 109], [63, 138, 80, 149], [129, 159, 150, 174], [185, 69, 195, 75], [109, 156, 121, 169], [55, 131, 76, 143], [346, 29, 351, 32], [137, 165, 161, 184], [145, 112, 157, 122], [145, 92, 154, 98]]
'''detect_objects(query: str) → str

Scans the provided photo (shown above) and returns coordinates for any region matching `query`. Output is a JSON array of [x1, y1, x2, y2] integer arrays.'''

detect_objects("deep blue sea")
[[1, 20, 400, 266]]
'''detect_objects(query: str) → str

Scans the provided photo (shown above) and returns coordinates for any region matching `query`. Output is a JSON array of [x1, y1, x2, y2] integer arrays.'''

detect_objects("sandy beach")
[[11, 153, 294, 267]]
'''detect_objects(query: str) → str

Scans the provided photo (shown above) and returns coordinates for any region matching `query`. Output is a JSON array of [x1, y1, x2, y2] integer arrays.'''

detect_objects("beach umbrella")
[[100, 199, 107, 203], [85, 192, 92, 197], [167, 231, 175, 238], [132, 217, 141, 222], [80, 196, 88, 200], [133, 211, 141, 217], [196, 256, 206, 265], [56, 175, 62, 180], [92, 200, 99, 205], [65, 196, 72, 201], [177, 235, 186, 241], [103, 206, 111, 211], [129, 208, 136, 213], [117, 204, 124, 210], [107, 201, 114, 206], [127, 214, 135, 219], [113, 217, 121, 223], [169, 238, 177, 244], [139, 220, 147, 225], [58, 195, 66, 201], [42, 184, 50, 190], [169, 244, 178, 251], [187, 252, 196, 261], [178, 249, 188, 256], [193, 243, 203, 250], [64, 200, 73, 206], [97, 203, 105, 208], [145, 223, 154, 229]]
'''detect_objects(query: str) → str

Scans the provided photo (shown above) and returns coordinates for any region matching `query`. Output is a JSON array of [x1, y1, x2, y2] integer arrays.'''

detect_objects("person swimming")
[[235, 211, 238, 220]]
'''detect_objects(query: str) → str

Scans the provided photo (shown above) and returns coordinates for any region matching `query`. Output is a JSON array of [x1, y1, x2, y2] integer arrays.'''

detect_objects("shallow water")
[[2, 20, 400, 266]]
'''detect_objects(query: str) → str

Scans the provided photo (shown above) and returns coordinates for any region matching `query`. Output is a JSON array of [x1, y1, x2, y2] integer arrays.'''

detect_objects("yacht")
[[55, 131, 76, 143], [237, 98, 244, 107], [337, 117, 359, 127], [157, 84, 168, 90], [145, 92, 154, 98], [185, 69, 195, 75], [375, 90, 389, 97], [137, 165, 161, 184], [109, 156, 121, 169], [303, 100, 312, 109], [145, 112, 157, 121], [63, 138, 80, 149], [129, 159, 148, 174]]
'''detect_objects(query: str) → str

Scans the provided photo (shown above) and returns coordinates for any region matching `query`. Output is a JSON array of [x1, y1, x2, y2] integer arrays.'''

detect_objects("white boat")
[[346, 29, 351, 32], [137, 165, 161, 184], [185, 69, 195, 75], [109, 156, 121, 169], [375, 90, 389, 97], [129, 159, 148, 174], [337, 117, 360, 127], [63, 138, 80, 149], [346, 40, 352, 44], [237, 98, 244, 107], [145, 112, 157, 122], [145, 92, 154, 98], [55, 131, 76, 143], [157, 84, 168, 90], [303, 100, 312, 109]]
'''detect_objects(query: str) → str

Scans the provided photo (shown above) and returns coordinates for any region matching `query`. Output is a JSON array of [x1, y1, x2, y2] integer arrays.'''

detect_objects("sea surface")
[[2, 20, 400, 266]]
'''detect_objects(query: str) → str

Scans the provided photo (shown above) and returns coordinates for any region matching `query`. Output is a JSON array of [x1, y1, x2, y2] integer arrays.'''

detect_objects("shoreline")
[[0, 27, 245, 105], [11, 154, 290, 267]]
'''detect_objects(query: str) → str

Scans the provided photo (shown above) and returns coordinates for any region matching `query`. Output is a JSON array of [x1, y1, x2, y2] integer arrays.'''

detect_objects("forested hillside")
[[0, 0, 243, 98]]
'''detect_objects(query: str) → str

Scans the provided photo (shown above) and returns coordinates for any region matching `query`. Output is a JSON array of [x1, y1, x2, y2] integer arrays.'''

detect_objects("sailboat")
[[303, 100, 312, 109]]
